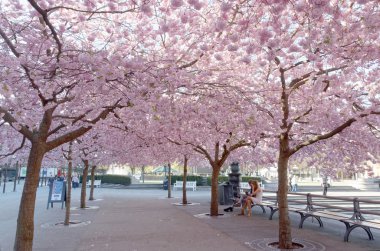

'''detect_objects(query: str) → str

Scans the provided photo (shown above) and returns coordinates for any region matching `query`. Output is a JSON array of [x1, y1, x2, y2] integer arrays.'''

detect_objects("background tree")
[[0, 1, 144, 250]]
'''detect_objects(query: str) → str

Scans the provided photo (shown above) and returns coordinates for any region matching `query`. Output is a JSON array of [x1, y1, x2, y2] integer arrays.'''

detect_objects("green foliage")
[[206, 176, 229, 186], [170, 175, 203, 186], [207, 176, 262, 186], [241, 176, 262, 183], [80, 174, 131, 186]]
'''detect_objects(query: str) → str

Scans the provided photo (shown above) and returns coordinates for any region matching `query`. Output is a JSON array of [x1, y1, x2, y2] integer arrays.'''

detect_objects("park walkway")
[[1, 187, 380, 250]]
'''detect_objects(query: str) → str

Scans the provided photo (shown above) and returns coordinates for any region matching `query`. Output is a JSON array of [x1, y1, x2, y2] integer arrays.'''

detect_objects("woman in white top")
[[239, 180, 263, 216]]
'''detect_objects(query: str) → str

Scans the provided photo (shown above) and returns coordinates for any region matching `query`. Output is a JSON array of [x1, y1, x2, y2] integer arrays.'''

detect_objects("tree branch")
[[28, 0, 62, 61], [194, 145, 214, 165], [287, 107, 313, 132], [289, 65, 348, 90], [0, 27, 20, 57], [0, 107, 33, 140], [46, 100, 123, 151], [283, 59, 309, 72], [290, 111, 380, 155], [48, 123, 66, 137], [0, 136, 26, 159], [47, 5, 136, 14], [0, 27, 49, 105]]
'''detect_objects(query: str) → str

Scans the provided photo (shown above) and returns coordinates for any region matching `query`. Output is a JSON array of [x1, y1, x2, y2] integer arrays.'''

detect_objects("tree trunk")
[[80, 159, 89, 209], [278, 151, 292, 249], [182, 156, 188, 205], [168, 163, 172, 198], [3, 167, 7, 193], [14, 143, 45, 251], [18, 164, 21, 184], [210, 165, 220, 216], [13, 161, 19, 192], [89, 165, 96, 201], [142, 165, 145, 183], [64, 155, 72, 226]]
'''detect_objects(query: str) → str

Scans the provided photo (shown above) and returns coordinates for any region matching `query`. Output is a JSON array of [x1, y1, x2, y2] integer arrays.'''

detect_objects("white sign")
[[40, 167, 57, 178], [51, 181, 63, 201]]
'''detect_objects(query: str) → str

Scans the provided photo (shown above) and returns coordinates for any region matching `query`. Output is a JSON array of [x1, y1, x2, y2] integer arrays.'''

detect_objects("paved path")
[[0, 184, 380, 251]]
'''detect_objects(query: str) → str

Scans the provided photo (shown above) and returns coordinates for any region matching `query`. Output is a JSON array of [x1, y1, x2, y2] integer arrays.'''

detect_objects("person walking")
[[288, 176, 293, 192], [291, 176, 298, 192], [322, 177, 329, 196], [72, 175, 79, 188]]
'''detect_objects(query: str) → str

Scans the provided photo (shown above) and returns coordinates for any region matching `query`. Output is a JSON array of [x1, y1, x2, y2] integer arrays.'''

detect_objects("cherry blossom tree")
[[213, 1, 380, 248], [130, 1, 380, 248], [1, 1, 379, 251], [0, 1, 146, 250]]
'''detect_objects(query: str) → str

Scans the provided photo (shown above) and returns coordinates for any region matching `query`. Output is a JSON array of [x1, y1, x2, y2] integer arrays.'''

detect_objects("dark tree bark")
[[210, 164, 221, 216], [190, 141, 251, 216], [278, 149, 292, 248], [168, 163, 172, 198], [89, 165, 96, 201], [182, 156, 188, 205], [80, 159, 89, 209], [14, 143, 45, 251], [142, 165, 145, 183], [64, 142, 73, 226], [277, 68, 293, 248], [3, 166, 7, 193], [18, 164, 21, 185]]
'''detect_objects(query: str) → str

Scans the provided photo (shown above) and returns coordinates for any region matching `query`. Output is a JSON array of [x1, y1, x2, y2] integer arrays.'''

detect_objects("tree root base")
[[268, 242, 304, 249], [172, 202, 200, 206], [194, 213, 230, 219], [41, 220, 91, 229], [70, 206, 99, 210], [245, 238, 326, 250]]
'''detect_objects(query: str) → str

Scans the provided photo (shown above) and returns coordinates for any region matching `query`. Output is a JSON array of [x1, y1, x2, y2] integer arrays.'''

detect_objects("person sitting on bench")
[[239, 180, 263, 216]]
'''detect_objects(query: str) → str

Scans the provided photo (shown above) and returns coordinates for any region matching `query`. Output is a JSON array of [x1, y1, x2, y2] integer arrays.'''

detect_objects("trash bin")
[[163, 179, 168, 190], [218, 182, 234, 205]]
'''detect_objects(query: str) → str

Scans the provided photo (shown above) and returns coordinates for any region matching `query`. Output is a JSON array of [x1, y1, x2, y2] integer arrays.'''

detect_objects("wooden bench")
[[87, 180, 101, 188], [173, 181, 197, 191], [257, 191, 380, 242], [256, 201, 302, 220], [294, 195, 380, 242], [341, 218, 380, 242], [296, 210, 380, 242]]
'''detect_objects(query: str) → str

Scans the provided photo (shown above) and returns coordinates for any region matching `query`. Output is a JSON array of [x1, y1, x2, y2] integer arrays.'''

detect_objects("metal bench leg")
[[363, 226, 374, 240], [298, 214, 323, 229], [344, 225, 374, 242], [250, 204, 265, 214], [268, 207, 278, 220], [259, 205, 266, 214]]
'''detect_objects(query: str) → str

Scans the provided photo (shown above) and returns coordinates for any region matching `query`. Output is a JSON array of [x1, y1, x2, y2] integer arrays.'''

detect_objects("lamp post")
[[228, 162, 241, 198]]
